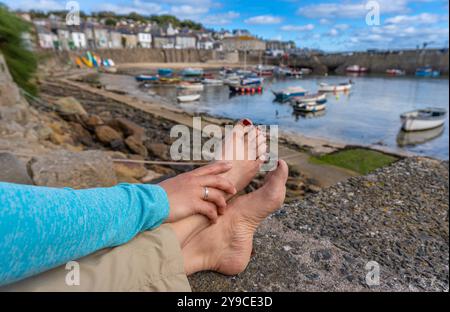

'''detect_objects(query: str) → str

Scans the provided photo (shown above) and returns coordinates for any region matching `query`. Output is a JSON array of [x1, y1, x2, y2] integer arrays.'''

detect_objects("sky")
[[3, 0, 449, 51]]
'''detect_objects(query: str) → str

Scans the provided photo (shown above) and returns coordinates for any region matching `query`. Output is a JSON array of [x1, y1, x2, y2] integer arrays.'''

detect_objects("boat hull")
[[294, 102, 326, 112], [319, 84, 352, 92], [401, 117, 445, 131], [177, 94, 201, 102]]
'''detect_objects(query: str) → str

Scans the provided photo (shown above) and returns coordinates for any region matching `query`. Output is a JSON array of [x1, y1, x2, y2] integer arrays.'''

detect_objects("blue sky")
[[3, 0, 449, 51]]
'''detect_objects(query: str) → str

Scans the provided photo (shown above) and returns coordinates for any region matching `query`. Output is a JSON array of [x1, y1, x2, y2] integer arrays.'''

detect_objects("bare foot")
[[217, 119, 267, 202], [182, 160, 288, 275]]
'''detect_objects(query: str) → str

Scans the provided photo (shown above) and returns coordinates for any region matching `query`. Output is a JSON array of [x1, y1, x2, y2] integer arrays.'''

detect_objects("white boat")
[[293, 102, 326, 112], [272, 86, 307, 102], [177, 94, 201, 103], [318, 82, 352, 92], [346, 65, 368, 73], [400, 108, 447, 131], [202, 79, 224, 85], [291, 93, 327, 104], [241, 76, 264, 86], [177, 82, 204, 91]]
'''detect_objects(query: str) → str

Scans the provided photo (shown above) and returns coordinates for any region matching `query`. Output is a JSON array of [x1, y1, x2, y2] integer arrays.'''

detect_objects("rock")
[[0, 152, 33, 185], [125, 135, 148, 157], [53, 97, 88, 116], [95, 125, 123, 144], [145, 141, 170, 160], [109, 118, 145, 139], [49, 132, 74, 146], [82, 114, 104, 129], [113, 160, 148, 180], [30, 150, 117, 189], [35, 126, 53, 141], [68, 122, 95, 146]]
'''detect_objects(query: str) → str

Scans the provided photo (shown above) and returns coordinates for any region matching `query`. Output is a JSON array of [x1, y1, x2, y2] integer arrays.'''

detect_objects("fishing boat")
[[273, 67, 293, 76], [177, 82, 204, 91], [346, 65, 368, 73], [182, 68, 204, 77], [202, 78, 224, 86], [415, 66, 440, 77], [293, 101, 326, 112], [223, 75, 241, 85], [318, 82, 352, 92], [272, 87, 307, 102], [291, 93, 327, 104], [400, 108, 447, 131], [158, 68, 173, 77], [386, 69, 406, 76], [177, 94, 201, 103], [159, 77, 181, 84], [241, 76, 264, 86], [135, 74, 159, 82]]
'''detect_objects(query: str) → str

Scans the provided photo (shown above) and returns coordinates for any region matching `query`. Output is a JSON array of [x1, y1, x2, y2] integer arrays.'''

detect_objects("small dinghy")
[[177, 94, 201, 103], [135, 75, 158, 82], [319, 82, 352, 92], [291, 93, 326, 104], [273, 86, 307, 102], [293, 101, 326, 112], [202, 79, 224, 85], [177, 82, 204, 91], [400, 108, 447, 131]]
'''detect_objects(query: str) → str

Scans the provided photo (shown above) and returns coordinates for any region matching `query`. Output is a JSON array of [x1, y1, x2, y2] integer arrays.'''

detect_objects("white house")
[[164, 23, 178, 36], [137, 32, 152, 48], [71, 32, 87, 49], [37, 32, 56, 49], [175, 34, 196, 49], [197, 38, 214, 50]]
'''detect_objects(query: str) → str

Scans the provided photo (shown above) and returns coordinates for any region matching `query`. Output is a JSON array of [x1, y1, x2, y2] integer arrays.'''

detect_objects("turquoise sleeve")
[[0, 182, 170, 286]]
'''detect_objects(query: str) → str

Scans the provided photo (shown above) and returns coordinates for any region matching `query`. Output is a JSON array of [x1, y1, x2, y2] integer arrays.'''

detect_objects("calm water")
[[101, 74, 450, 160]]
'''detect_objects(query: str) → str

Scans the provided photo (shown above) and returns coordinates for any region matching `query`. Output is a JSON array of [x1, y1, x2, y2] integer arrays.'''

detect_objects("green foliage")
[[310, 148, 398, 175], [0, 7, 37, 95]]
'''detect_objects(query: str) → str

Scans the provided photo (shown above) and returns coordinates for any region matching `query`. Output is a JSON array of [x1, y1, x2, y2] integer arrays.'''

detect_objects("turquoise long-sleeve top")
[[0, 182, 170, 286]]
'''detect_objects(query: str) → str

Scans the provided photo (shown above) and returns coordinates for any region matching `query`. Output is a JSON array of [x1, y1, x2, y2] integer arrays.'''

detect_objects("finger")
[[199, 175, 236, 194], [258, 141, 267, 157], [203, 188, 227, 210], [196, 201, 218, 223], [192, 161, 232, 177]]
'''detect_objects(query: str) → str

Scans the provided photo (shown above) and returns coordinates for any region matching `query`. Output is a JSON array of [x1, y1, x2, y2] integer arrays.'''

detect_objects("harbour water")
[[101, 74, 449, 160]]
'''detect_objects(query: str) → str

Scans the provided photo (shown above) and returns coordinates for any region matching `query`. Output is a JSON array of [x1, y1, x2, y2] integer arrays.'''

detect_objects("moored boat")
[[135, 74, 158, 82], [177, 82, 204, 91], [400, 108, 447, 131], [318, 82, 352, 92], [241, 76, 264, 86], [158, 68, 173, 77], [177, 94, 201, 103], [386, 69, 406, 76], [272, 86, 307, 102], [415, 66, 440, 77], [159, 77, 181, 84], [291, 93, 327, 104], [202, 78, 224, 85], [293, 101, 326, 112], [181, 68, 204, 77]]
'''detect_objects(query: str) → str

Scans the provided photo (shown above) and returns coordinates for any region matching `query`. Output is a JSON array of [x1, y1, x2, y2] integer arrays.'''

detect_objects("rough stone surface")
[[53, 97, 88, 116], [30, 150, 117, 189], [95, 125, 123, 144], [0, 153, 34, 185], [125, 135, 148, 157], [145, 142, 170, 160], [189, 157, 449, 292]]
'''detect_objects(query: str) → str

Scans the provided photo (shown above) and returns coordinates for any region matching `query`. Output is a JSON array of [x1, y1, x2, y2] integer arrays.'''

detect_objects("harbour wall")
[[46, 48, 448, 75]]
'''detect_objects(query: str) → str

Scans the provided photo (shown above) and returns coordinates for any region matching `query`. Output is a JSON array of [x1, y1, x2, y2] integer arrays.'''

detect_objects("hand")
[[159, 161, 237, 223]]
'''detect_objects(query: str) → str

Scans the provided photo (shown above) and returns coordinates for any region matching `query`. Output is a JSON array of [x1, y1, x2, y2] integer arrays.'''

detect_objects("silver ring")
[[203, 187, 209, 200]]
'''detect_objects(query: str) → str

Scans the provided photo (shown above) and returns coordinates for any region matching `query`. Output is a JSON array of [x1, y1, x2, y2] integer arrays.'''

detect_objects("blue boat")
[[135, 75, 159, 82], [158, 68, 173, 77], [181, 68, 204, 77], [416, 66, 440, 77], [272, 86, 307, 102]]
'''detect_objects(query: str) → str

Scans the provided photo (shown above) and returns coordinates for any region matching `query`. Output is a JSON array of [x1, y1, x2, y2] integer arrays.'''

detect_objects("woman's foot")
[[218, 119, 267, 202], [182, 160, 288, 275]]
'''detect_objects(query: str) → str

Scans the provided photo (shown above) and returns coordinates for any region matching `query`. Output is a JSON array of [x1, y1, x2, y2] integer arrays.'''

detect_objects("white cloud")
[[334, 23, 350, 30], [95, 0, 162, 15], [329, 28, 339, 36], [244, 15, 282, 25], [7, 0, 65, 11], [385, 13, 443, 25], [203, 11, 240, 25], [170, 5, 208, 17], [319, 18, 331, 25], [281, 24, 315, 31], [297, 0, 412, 19]]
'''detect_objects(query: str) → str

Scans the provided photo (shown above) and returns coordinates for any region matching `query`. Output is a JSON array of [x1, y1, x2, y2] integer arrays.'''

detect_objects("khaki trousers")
[[1, 225, 191, 292]]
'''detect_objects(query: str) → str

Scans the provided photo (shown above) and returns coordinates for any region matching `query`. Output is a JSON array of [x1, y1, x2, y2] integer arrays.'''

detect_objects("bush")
[[0, 7, 37, 95]]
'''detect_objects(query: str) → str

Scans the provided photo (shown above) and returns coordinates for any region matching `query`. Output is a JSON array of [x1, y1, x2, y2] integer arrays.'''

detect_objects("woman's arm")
[[0, 182, 169, 286]]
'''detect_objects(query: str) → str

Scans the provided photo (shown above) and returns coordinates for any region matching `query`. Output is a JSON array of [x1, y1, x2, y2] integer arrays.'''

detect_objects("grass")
[[310, 148, 398, 175]]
